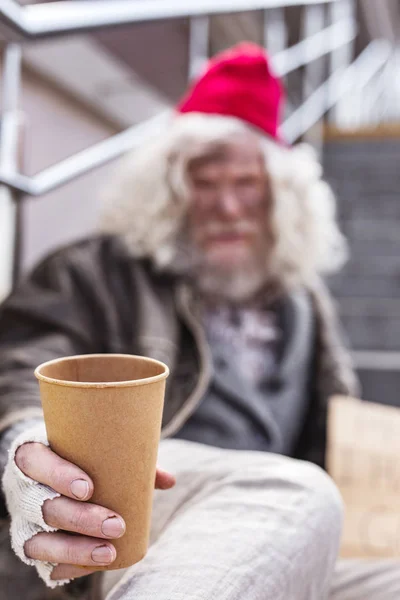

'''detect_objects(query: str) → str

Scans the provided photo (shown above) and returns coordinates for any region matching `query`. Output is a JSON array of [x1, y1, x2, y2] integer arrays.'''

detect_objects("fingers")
[[16, 444, 175, 494], [43, 496, 126, 539], [155, 467, 176, 490], [51, 563, 97, 582], [15, 443, 93, 501], [25, 532, 116, 567]]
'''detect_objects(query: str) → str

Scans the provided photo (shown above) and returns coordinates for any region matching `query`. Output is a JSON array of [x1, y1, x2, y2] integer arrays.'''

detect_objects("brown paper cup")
[[35, 353, 169, 570]]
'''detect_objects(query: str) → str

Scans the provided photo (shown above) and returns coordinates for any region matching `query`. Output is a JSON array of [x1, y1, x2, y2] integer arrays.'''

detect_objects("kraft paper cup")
[[35, 353, 169, 570]]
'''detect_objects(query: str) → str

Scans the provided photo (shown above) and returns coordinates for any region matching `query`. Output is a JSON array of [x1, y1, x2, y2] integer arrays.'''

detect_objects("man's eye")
[[237, 178, 255, 187], [195, 180, 215, 190]]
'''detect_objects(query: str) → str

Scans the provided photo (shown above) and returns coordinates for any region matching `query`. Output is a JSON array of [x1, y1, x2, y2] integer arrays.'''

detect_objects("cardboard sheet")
[[328, 396, 400, 558]]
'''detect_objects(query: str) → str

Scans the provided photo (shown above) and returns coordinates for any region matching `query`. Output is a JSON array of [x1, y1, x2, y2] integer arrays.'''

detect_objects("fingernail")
[[70, 479, 90, 500], [92, 545, 115, 564], [101, 516, 126, 538]]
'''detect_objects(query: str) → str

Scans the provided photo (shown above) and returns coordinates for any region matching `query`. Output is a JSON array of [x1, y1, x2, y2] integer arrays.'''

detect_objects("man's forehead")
[[188, 133, 263, 171]]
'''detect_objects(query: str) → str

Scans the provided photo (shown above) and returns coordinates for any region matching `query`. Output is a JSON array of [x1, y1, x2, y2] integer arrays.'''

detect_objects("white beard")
[[195, 261, 268, 303], [170, 230, 271, 303]]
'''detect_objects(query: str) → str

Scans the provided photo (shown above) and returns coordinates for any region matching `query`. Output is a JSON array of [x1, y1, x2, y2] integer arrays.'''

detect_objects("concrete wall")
[[20, 71, 117, 270], [0, 67, 118, 280]]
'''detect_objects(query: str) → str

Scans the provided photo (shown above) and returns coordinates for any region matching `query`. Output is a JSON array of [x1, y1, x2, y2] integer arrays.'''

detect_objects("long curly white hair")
[[100, 113, 347, 288]]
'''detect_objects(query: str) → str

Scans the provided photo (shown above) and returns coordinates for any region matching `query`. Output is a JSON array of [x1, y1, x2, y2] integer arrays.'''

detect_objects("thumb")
[[155, 467, 176, 490]]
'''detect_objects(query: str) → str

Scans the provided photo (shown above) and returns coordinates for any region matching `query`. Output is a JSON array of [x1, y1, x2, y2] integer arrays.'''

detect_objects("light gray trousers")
[[100, 440, 400, 600]]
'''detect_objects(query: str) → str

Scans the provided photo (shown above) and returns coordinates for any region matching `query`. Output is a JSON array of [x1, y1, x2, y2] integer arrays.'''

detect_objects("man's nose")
[[217, 190, 242, 218]]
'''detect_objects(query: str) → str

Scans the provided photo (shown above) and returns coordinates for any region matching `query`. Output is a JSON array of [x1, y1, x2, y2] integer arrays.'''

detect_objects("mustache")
[[196, 221, 258, 240]]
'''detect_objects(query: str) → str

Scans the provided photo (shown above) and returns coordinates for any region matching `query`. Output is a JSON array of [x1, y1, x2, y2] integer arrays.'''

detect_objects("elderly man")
[[0, 43, 398, 600]]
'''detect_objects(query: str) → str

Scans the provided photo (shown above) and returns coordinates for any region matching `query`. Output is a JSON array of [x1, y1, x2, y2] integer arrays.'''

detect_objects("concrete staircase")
[[323, 136, 400, 407]]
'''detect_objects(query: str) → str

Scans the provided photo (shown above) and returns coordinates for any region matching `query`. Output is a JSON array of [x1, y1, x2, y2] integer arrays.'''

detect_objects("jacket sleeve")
[[0, 246, 104, 452]]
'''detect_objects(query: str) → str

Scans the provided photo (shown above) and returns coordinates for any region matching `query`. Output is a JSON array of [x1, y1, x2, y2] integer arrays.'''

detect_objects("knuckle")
[[69, 505, 95, 533], [48, 461, 69, 490], [43, 497, 104, 535], [49, 461, 87, 496], [65, 540, 86, 565]]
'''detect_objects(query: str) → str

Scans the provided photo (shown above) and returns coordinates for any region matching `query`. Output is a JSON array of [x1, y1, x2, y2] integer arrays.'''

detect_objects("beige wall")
[[19, 71, 117, 270]]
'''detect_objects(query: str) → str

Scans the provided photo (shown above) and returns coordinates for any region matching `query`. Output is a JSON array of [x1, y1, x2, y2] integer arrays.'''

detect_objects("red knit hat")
[[177, 42, 284, 142]]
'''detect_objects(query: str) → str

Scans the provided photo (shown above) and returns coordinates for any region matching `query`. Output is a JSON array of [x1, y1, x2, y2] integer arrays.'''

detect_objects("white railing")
[[282, 39, 392, 141], [334, 47, 400, 129], [1, 0, 343, 39], [273, 17, 356, 77]]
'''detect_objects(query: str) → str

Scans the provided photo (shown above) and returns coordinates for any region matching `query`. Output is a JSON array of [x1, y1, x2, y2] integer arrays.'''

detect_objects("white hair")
[[100, 113, 347, 288]]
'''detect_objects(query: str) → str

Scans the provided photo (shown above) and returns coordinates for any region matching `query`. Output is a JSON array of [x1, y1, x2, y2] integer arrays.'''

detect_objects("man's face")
[[187, 134, 273, 300]]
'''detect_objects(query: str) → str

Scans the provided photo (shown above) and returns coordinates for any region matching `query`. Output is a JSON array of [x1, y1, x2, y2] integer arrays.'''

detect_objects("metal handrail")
[[188, 16, 210, 80], [0, 44, 22, 294], [274, 17, 356, 77], [282, 39, 391, 141], [30, 112, 171, 197], [1, 0, 342, 40]]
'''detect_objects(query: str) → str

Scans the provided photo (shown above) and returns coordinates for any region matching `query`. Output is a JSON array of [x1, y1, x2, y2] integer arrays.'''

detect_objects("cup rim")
[[35, 353, 169, 389]]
